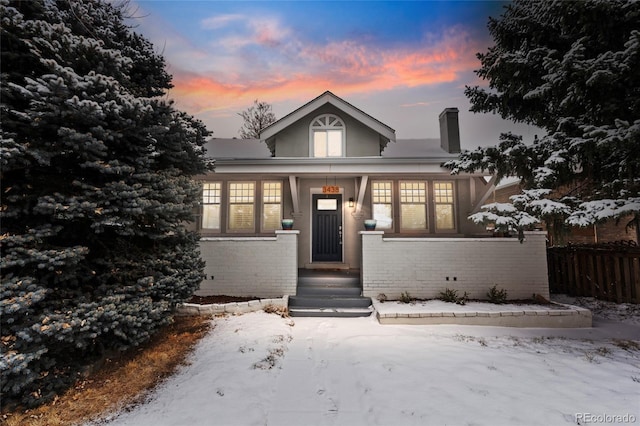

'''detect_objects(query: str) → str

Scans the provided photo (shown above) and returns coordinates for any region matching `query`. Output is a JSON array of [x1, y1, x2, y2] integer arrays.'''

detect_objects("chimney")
[[439, 107, 460, 154]]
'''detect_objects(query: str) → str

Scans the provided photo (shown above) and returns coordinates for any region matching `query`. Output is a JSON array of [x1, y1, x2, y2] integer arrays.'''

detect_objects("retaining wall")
[[197, 230, 298, 297], [361, 231, 549, 301]]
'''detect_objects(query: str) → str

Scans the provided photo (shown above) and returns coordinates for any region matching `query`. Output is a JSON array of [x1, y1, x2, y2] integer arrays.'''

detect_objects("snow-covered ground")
[[98, 295, 640, 426]]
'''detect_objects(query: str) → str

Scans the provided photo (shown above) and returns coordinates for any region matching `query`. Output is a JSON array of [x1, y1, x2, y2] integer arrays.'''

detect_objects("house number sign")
[[322, 185, 341, 194]]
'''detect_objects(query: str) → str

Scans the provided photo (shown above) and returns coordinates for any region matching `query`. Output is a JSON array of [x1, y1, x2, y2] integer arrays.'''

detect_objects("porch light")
[[348, 197, 354, 208]]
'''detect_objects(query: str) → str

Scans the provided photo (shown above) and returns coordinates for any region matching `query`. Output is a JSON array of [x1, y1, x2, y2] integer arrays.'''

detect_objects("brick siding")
[[361, 231, 549, 300], [197, 231, 298, 297]]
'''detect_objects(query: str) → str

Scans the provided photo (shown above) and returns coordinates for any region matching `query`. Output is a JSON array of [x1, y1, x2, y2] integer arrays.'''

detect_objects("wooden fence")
[[547, 242, 640, 303]]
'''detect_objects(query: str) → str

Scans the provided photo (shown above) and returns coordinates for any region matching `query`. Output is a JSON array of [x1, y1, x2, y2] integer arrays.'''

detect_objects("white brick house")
[[193, 91, 549, 300]]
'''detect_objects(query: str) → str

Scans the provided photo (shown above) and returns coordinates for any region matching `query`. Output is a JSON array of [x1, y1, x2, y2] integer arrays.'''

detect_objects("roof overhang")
[[260, 91, 396, 142], [210, 157, 476, 176]]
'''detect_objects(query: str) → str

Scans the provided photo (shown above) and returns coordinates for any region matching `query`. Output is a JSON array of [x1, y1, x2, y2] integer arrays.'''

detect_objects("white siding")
[[197, 231, 298, 297], [361, 231, 549, 300]]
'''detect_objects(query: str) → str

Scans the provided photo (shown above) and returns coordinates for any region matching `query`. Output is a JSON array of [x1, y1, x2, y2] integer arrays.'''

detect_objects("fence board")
[[614, 256, 623, 303], [631, 257, 640, 303], [622, 257, 633, 302]]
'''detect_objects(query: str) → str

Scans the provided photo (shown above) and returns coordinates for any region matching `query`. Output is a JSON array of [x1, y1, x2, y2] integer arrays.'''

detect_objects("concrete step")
[[289, 307, 373, 318], [296, 285, 362, 297], [297, 275, 360, 287], [288, 295, 372, 317], [289, 296, 372, 309]]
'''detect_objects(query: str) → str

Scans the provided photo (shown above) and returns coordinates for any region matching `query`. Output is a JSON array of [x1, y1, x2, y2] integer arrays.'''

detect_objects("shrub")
[[439, 288, 459, 303], [439, 288, 468, 305], [399, 291, 412, 304], [487, 285, 508, 304]]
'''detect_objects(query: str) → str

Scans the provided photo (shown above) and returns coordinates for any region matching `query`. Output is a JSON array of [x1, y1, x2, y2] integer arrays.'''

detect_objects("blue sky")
[[129, 0, 541, 147]]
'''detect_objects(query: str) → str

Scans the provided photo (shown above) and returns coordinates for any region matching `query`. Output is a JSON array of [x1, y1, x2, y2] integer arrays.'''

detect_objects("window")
[[400, 181, 427, 230], [310, 114, 344, 157], [317, 198, 338, 210], [229, 182, 255, 231], [372, 181, 393, 229], [434, 181, 455, 231], [202, 182, 221, 230], [262, 182, 282, 231]]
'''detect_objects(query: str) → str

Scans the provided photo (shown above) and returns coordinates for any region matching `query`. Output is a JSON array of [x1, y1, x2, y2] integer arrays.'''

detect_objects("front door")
[[312, 194, 342, 262]]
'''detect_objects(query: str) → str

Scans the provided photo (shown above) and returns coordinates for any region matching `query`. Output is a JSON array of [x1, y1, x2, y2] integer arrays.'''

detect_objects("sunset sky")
[[129, 0, 542, 148]]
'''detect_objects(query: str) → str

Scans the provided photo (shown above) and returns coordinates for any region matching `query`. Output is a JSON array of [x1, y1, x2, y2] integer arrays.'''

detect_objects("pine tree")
[[238, 99, 276, 139], [445, 0, 640, 241], [1, 0, 211, 406]]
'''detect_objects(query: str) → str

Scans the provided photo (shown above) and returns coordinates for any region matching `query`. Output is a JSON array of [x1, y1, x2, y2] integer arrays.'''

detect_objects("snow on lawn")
[[552, 294, 640, 326], [99, 308, 640, 426]]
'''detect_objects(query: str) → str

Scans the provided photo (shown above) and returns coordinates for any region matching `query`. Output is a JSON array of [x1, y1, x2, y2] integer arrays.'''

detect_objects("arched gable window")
[[310, 114, 345, 157]]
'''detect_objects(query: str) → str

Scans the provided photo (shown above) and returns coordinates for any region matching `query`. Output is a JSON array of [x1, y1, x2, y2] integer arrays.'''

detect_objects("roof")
[[381, 138, 456, 158], [260, 91, 396, 143], [205, 138, 457, 160], [204, 138, 271, 159]]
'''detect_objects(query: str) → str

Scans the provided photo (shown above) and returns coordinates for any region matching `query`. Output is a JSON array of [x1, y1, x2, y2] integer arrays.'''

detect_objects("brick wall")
[[361, 231, 549, 300], [197, 230, 298, 297]]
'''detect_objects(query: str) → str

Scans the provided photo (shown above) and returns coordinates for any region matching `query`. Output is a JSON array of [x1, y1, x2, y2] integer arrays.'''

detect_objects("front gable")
[[261, 91, 395, 157]]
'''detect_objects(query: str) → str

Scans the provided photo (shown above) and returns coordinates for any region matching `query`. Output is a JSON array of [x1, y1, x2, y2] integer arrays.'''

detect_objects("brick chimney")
[[439, 108, 460, 154]]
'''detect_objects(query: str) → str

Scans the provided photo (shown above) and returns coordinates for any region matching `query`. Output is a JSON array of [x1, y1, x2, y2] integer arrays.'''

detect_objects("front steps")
[[289, 269, 373, 317]]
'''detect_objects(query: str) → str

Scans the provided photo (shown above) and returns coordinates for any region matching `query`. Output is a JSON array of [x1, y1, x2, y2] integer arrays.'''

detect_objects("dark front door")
[[312, 194, 342, 262]]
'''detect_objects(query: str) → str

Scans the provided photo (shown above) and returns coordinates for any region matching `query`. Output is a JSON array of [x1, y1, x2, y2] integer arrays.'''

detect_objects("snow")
[[374, 299, 568, 315], [96, 298, 640, 426]]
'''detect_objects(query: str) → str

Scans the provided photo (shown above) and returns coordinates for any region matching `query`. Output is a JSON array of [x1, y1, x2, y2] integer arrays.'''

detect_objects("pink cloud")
[[165, 23, 483, 117]]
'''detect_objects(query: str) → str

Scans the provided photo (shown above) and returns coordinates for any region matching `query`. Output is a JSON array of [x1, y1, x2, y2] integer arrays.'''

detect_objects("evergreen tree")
[[445, 0, 640, 241], [1, 0, 211, 406], [238, 99, 276, 139]]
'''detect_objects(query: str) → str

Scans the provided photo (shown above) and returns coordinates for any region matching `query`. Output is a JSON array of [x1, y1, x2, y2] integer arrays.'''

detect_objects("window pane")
[[373, 204, 393, 229], [202, 205, 220, 229], [229, 182, 254, 203], [372, 182, 392, 203], [434, 182, 455, 231], [262, 182, 281, 230], [229, 204, 254, 230], [401, 204, 426, 229], [436, 204, 454, 230], [327, 130, 342, 156], [202, 183, 221, 229], [203, 182, 221, 203], [263, 204, 281, 230], [314, 131, 327, 157], [434, 182, 454, 203], [312, 116, 344, 158], [229, 182, 255, 230], [263, 182, 281, 203], [400, 182, 426, 203], [317, 199, 337, 210]]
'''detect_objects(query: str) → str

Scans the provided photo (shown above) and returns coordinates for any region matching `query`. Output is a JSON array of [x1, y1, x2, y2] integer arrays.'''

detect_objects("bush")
[[439, 288, 469, 305], [399, 291, 412, 304], [487, 285, 508, 304]]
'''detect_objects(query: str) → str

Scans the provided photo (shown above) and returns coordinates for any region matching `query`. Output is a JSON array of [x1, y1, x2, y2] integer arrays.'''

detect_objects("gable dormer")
[[260, 91, 395, 157]]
